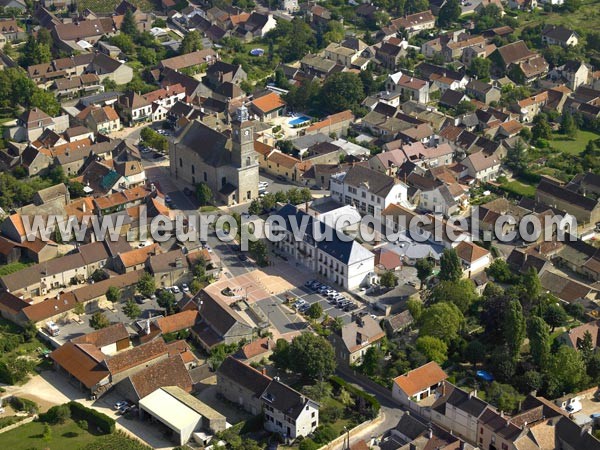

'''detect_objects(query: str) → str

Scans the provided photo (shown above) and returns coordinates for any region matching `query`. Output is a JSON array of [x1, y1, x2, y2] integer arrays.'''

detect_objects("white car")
[[182, 283, 190, 293], [259, 181, 269, 188], [171, 286, 180, 294]]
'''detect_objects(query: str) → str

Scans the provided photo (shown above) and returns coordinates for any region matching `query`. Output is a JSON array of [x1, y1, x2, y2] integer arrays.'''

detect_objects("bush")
[[9, 396, 38, 414], [68, 401, 115, 434], [299, 438, 320, 450], [329, 376, 380, 418], [313, 424, 338, 444], [77, 419, 89, 430], [41, 404, 71, 424], [0, 415, 23, 429]]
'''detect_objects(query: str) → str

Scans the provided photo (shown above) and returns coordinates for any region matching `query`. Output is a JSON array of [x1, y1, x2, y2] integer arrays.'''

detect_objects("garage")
[[139, 386, 225, 446]]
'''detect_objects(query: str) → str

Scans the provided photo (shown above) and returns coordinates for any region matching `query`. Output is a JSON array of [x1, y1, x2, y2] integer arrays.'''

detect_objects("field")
[[514, 0, 600, 33], [549, 129, 600, 155], [77, 0, 155, 13]]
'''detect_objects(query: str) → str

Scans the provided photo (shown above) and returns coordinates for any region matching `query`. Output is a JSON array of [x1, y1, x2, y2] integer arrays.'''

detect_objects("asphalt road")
[[255, 297, 308, 335]]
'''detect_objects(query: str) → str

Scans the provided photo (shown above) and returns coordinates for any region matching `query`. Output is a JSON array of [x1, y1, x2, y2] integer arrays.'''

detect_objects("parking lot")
[[254, 283, 373, 336]]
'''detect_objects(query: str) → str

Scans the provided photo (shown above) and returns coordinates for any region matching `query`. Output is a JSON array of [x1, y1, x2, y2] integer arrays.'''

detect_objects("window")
[[191, 165, 195, 174], [311, 411, 315, 418], [247, 190, 251, 200], [502, 445, 508, 450], [204, 172, 207, 182], [179, 158, 183, 168]]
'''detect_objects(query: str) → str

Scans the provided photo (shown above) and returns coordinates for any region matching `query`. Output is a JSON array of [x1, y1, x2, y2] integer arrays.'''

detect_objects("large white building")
[[330, 165, 408, 216], [274, 204, 375, 290]]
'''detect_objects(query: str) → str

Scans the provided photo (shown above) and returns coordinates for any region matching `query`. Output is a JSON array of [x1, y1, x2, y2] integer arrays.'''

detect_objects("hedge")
[[329, 375, 380, 418], [68, 401, 115, 434], [9, 396, 39, 414]]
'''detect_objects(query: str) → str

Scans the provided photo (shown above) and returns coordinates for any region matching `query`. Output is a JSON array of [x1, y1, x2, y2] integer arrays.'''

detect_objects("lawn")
[[515, 0, 600, 33], [549, 129, 600, 155], [77, 0, 154, 13], [0, 261, 33, 276], [0, 419, 98, 450], [499, 180, 536, 198]]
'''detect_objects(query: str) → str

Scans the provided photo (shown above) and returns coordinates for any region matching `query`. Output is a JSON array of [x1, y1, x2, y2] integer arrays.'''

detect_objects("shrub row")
[[68, 401, 115, 434], [329, 375, 380, 417]]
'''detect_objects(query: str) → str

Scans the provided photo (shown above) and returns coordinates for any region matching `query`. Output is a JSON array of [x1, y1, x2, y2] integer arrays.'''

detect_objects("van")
[[45, 321, 60, 337], [566, 400, 582, 414]]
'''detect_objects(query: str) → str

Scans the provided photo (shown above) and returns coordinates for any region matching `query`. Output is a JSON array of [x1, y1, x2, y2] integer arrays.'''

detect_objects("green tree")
[[123, 299, 141, 320], [249, 240, 268, 267], [545, 346, 586, 397], [420, 302, 464, 344], [137, 272, 156, 298], [543, 303, 567, 332], [43, 423, 52, 443], [486, 259, 516, 283], [306, 302, 323, 319], [361, 346, 383, 375], [577, 330, 594, 363], [469, 57, 491, 79], [73, 301, 85, 316], [323, 20, 344, 44], [137, 47, 157, 66], [109, 33, 135, 55], [30, 89, 60, 117], [415, 258, 433, 289], [429, 279, 478, 313], [180, 30, 203, 54], [22, 320, 38, 342], [532, 116, 552, 142], [248, 199, 262, 215], [3, 41, 14, 58], [359, 67, 378, 96], [504, 300, 525, 358], [439, 248, 462, 282], [68, 181, 86, 199], [527, 316, 550, 368], [20, 35, 52, 67], [106, 286, 121, 303], [380, 270, 398, 288], [487, 382, 523, 413], [464, 340, 486, 370], [121, 9, 138, 37], [89, 312, 110, 330], [157, 289, 177, 315], [456, 100, 476, 115], [407, 298, 423, 322], [560, 110, 577, 138], [320, 72, 365, 114], [271, 338, 291, 369], [288, 333, 336, 379], [438, 0, 461, 27], [44, 404, 71, 424], [196, 182, 213, 206], [416, 336, 448, 365]]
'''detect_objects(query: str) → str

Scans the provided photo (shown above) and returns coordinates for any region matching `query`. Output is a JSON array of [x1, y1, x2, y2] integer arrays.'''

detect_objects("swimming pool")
[[288, 115, 311, 126]]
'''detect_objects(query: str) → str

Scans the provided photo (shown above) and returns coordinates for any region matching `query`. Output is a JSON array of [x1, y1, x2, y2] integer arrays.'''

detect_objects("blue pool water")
[[289, 115, 311, 126]]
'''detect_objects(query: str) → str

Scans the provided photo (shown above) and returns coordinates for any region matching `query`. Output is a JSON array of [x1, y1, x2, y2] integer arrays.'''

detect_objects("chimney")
[[261, 367, 267, 376]]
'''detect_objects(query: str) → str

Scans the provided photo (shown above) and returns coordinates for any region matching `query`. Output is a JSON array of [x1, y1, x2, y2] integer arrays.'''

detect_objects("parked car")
[[344, 302, 358, 312], [298, 303, 310, 313], [181, 283, 190, 293], [114, 400, 128, 410], [183, 187, 193, 196], [171, 286, 180, 294], [165, 195, 172, 204], [238, 254, 248, 261]]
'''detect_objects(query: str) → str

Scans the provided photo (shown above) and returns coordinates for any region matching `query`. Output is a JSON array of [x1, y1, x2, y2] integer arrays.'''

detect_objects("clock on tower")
[[232, 105, 255, 168]]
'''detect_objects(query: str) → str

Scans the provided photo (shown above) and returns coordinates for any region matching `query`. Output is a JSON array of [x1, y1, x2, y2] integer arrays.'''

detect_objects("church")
[[169, 106, 259, 206]]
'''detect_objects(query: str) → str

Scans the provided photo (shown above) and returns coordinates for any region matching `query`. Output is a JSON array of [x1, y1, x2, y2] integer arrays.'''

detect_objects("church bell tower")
[[231, 105, 255, 169]]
